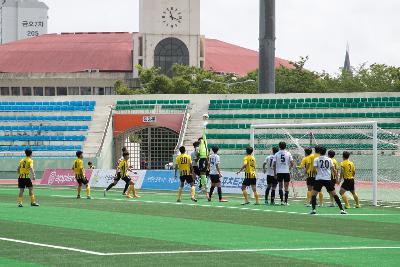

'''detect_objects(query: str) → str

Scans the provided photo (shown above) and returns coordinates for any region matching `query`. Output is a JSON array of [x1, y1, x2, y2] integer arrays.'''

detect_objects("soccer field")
[[1, 186, 400, 267]]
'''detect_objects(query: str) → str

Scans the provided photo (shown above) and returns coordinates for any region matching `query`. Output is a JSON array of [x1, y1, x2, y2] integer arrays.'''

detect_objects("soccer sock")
[[271, 190, 276, 203], [306, 191, 312, 204], [341, 193, 350, 207], [311, 195, 317, 210], [334, 195, 344, 210], [201, 175, 207, 190], [217, 187, 222, 200], [279, 190, 283, 202], [30, 194, 36, 204], [106, 183, 114, 191], [265, 187, 271, 202], [284, 191, 289, 203], [242, 190, 249, 203], [77, 186, 82, 196], [319, 192, 324, 206], [352, 193, 360, 206], [190, 186, 196, 199], [123, 182, 130, 194], [330, 195, 334, 204], [177, 188, 183, 200], [86, 185, 91, 197], [254, 192, 260, 204], [209, 186, 215, 198], [127, 185, 134, 196], [18, 196, 23, 205]]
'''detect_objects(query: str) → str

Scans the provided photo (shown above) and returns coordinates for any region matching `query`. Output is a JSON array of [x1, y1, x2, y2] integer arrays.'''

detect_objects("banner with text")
[[89, 169, 146, 189], [41, 169, 93, 187]]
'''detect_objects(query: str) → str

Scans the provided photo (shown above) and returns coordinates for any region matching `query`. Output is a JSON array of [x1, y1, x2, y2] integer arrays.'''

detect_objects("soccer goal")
[[250, 121, 400, 206]]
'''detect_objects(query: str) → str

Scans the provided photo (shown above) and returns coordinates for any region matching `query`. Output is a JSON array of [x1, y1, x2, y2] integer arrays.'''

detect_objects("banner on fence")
[[41, 169, 93, 186], [89, 169, 146, 189]]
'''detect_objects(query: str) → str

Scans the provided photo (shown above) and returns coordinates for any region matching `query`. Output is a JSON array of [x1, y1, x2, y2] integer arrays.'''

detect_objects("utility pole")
[[259, 0, 276, 94]]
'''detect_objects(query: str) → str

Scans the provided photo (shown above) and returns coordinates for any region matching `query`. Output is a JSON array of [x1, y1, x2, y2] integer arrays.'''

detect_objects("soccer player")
[[175, 146, 197, 203], [328, 150, 339, 207], [17, 149, 39, 207], [273, 142, 294, 205], [198, 136, 209, 199], [119, 152, 140, 199], [339, 151, 360, 209], [310, 146, 346, 215], [236, 146, 260, 205], [310, 146, 324, 207], [263, 147, 278, 205], [299, 147, 313, 206], [208, 146, 227, 202], [191, 141, 200, 186], [104, 147, 130, 196], [73, 151, 91, 199]]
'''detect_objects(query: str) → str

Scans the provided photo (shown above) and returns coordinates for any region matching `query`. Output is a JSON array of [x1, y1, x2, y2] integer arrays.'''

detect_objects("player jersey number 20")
[[318, 159, 330, 169]]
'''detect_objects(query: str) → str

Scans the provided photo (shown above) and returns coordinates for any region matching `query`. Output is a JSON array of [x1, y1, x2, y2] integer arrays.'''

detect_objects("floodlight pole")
[[259, 0, 276, 94]]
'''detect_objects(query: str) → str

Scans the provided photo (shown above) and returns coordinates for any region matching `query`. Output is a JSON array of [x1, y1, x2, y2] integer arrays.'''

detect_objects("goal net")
[[250, 121, 400, 206]]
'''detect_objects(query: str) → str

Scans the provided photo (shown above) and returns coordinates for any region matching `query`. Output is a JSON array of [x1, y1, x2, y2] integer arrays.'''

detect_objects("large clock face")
[[161, 7, 182, 28]]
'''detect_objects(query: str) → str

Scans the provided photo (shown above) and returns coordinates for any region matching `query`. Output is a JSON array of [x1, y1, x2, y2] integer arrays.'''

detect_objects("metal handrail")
[[96, 106, 113, 157], [174, 106, 191, 154]]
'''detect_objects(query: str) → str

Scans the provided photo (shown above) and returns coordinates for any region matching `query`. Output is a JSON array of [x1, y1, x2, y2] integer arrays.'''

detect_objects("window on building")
[[68, 87, 79, 95], [105, 87, 113, 95], [138, 37, 143, 57], [80, 87, 92, 95], [11, 87, 20, 96], [154, 37, 189, 76], [45, 87, 55, 96], [0, 87, 10, 96], [33, 87, 44, 96], [138, 59, 143, 67], [57, 87, 68, 96], [94, 87, 105, 95], [22, 87, 32, 96]]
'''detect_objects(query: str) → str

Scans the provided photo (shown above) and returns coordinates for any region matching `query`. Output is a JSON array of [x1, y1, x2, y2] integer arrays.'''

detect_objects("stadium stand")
[[115, 100, 190, 111]]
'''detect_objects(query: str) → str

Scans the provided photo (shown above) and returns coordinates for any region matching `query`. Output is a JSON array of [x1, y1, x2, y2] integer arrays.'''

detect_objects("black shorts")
[[198, 158, 208, 173], [341, 179, 355, 191], [121, 176, 131, 184], [267, 175, 278, 186], [75, 175, 89, 186], [210, 174, 221, 184], [277, 173, 290, 183], [180, 175, 193, 184], [331, 179, 337, 187], [242, 178, 257, 186], [114, 172, 121, 182], [314, 180, 335, 192], [18, 178, 33, 188], [306, 177, 315, 187], [193, 166, 200, 176]]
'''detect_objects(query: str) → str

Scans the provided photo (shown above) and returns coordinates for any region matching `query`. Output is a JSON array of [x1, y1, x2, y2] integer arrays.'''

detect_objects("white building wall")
[[0, 0, 48, 44]]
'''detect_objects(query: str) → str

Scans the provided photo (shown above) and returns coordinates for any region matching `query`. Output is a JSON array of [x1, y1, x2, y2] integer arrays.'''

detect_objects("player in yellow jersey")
[[309, 146, 324, 207], [175, 146, 197, 203], [328, 150, 339, 207], [72, 151, 91, 199], [119, 152, 141, 199], [237, 147, 260, 205], [299, 148, 313, 205], [17, 149, 39, 207], [339, 151, 360, 209]]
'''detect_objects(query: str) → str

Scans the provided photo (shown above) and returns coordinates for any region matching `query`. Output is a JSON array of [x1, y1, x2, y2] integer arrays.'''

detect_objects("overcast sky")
[[47, 0, 400, 74]]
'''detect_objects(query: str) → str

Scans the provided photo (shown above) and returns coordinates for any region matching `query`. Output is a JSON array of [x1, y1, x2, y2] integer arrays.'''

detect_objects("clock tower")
[[134, 0, 204, 77]]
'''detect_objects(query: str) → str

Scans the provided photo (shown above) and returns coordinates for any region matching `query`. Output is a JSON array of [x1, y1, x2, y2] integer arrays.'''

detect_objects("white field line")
[[1, 237, 400, 256], [50, 195, 400, 217]]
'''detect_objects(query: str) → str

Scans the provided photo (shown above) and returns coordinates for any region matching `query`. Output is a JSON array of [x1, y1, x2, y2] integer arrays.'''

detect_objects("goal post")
[[250, 121, 380, 206]]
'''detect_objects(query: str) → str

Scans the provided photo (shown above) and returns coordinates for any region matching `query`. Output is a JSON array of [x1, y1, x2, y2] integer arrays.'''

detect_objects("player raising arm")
[[17, 149, 39, 207], [175, 146, 197, 203], [73, 151, 91, 199], [339, 151, 360, 209], [263, 147, 278, 205], [237, 146, 260, 206], [310, 147, 346, 215]]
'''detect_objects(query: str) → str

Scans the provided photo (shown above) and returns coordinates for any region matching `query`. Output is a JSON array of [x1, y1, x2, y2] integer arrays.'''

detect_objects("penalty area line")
[[1, 237, 400, 256]]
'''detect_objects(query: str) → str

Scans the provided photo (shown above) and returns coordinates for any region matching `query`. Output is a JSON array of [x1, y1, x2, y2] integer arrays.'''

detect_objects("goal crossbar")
[[250, 121, 378, 206]]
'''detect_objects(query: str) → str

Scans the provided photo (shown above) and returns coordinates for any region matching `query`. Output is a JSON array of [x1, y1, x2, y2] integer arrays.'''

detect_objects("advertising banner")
[[41, 169, 93, 186], [89, 169, 146, 189]]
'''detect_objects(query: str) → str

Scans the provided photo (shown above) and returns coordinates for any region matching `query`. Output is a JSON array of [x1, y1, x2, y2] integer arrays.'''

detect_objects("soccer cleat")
[[344, 205, 351, 209], [241, 202, 250, 206], [318, 204, 323, 208], [31, 203, 39, 207], [219, 199, 228, 203], [177, 199, 181, 203], [310, 210, 317, 215], [87, 196, 91, 200], [134, 195, 141, 198], [191, 198, 198, 203], [280, 202, 285, 206], [126, 195, 134, 199], [103, 189, 106, 197], [122, 193, 127, 196], [340, 210, 348, 215], [270, 201, 275, 206], [306, 204, 312, 207], [284, 202, 289, 206], [208, 197, 212, 202], [18, 204, 23, 208], [254, 203, 260, 206], [355, 204, 361, 208], [76, 195, 81, 199]]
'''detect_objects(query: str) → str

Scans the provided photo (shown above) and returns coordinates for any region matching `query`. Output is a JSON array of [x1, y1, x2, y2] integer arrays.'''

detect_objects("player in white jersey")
[[104, 147, 131, 196], [208, 146, 227, 202], [191, 141, 200, 184], [310, 146, 347, 215], [273, 142, 294, 205], [263, 147, 278, 205]]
